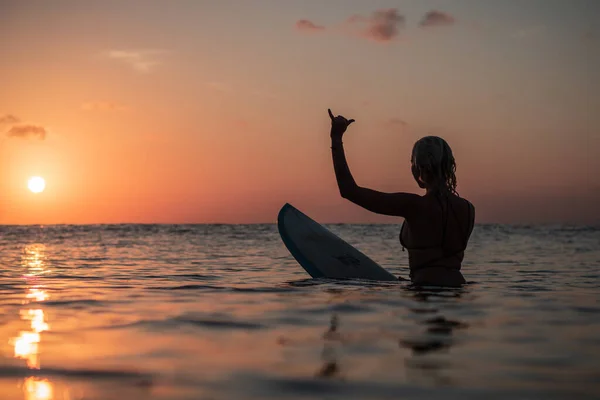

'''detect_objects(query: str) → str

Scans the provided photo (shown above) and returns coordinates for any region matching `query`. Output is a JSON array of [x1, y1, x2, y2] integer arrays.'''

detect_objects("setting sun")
[[27, 177, 46, 194]]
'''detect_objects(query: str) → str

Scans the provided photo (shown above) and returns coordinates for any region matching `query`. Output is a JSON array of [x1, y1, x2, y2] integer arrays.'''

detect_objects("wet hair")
[[411, 136, 458, 195]]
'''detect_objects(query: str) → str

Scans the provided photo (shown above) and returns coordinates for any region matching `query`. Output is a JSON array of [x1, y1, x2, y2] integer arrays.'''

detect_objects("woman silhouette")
[[328, 109, 475, 287]]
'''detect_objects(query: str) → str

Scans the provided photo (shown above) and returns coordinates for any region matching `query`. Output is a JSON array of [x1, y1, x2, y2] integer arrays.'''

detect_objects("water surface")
[[0, 224, 599, 399]]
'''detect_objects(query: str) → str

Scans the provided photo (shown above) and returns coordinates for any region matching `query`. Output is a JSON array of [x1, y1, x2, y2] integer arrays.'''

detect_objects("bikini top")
[[399, 194, 472, 271]]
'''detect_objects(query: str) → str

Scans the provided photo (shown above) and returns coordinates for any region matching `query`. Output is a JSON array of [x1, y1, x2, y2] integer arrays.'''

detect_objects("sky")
[[0, 0, 598, 225]]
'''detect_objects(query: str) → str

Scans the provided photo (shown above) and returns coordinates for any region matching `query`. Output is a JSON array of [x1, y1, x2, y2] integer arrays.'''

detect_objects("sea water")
[[0, 224, 599, 399]]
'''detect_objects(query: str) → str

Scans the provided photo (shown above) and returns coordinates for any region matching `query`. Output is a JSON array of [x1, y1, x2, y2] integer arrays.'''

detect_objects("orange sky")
[[1, 1, 598, 224]]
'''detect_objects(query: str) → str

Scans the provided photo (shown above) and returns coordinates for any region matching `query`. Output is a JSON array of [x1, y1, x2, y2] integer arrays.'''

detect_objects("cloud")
[[346, 14, 367, 24], [512, 25, 544, 39], [295, 9, 460, 43], [81, 101, 128, 112], [348, 9, 405, 42], [0, 114, 20, 125], [387, 118, 408, 127], [1, 114, 49, 140], [296, 19, 325, 32], [104, 49, 166, 73], [420, 11, 456, 28], [6, 124, 47, 140], [385, 118, 409, 133]]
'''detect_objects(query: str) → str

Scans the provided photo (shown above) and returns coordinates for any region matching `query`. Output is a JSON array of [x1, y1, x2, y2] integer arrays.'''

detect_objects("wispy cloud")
[[0, 114, 21, 125], [385, 118, 409, 133], [2, 114, 49, 140], [387, 118, 408, 127], [347, 9, 405, 43], [512, 25, 544, 39], [81, 101, 128, 112], [295, 9, 459, 43], [104, 49, 166, 73], [6, 124, 47, 140], [296, 19, 325, 33], [295, 9, 407, 43], [0, 114, 20, 125], [419, 10, 456, 28]]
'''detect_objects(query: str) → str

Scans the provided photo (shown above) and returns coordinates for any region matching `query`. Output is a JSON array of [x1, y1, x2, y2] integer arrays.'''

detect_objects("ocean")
[[0, 223, 599, 400]]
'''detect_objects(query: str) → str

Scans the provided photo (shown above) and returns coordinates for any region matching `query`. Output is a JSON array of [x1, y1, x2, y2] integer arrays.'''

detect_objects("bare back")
[[400, 194, 475, 286]]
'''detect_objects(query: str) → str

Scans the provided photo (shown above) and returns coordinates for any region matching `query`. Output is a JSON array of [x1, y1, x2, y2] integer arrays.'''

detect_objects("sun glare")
[[27, 177, 46, 194]]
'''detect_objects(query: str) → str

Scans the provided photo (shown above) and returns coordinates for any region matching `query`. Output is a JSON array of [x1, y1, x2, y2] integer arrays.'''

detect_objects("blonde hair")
[[411, 136, 458, 195]]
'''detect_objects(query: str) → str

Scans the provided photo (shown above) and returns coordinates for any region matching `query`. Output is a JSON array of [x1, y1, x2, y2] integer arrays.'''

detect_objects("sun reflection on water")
[[9, 244, 56, 400], [27, 287, 49, 302], [24, 378, 53, 400]]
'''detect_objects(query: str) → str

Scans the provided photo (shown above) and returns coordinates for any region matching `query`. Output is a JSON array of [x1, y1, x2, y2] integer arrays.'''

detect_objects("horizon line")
[[0, 222, 597, 228]]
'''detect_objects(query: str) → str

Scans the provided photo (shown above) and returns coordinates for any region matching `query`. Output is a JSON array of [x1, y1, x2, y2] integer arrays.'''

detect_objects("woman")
[[328, 109, 475, 287]]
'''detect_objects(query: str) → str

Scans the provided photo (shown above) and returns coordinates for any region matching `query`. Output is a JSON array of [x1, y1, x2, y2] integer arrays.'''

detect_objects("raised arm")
[[328, 109, 420, 218]]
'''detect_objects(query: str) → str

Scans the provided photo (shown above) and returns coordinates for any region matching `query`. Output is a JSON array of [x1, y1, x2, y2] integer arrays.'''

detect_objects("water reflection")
[[10, 244, 55, 400], [316, 314, 342, 379], [24, 378, 53, 400], [400, 286, 471, 386]]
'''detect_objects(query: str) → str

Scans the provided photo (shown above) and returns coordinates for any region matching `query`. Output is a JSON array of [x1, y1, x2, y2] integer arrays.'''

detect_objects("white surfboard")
[[277, 203, 398, 281]]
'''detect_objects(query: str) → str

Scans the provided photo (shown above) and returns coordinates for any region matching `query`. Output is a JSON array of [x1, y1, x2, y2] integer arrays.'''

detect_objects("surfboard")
[[277, 203, 398, 281]]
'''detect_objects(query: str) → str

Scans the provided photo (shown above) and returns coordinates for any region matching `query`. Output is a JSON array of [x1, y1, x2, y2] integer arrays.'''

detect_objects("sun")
[[27, 176, 46, 194]]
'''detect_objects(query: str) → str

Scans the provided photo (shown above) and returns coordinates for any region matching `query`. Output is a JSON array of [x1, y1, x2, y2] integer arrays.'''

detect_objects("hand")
[[328, 108, 355, 139]]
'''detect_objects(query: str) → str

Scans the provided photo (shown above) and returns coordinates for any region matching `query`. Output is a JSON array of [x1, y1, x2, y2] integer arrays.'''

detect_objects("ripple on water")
[[0, 224, 599, 400], [98, 313, 268, 332]]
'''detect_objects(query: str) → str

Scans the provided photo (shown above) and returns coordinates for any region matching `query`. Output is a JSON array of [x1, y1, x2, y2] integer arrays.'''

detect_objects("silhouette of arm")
[[331, 140, 420, 218]]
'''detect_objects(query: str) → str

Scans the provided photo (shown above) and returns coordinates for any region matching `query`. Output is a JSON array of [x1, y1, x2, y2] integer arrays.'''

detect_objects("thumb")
[[347, 119, 355, 125]]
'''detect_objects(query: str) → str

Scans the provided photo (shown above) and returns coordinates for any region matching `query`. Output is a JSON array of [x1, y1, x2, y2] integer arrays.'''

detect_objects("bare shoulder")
[[384, 191, 424, 218], [398, 192, 427, 212], [451, 194, 474, 208], [454, 196, 475, 231], [462, 197, 475, 215]]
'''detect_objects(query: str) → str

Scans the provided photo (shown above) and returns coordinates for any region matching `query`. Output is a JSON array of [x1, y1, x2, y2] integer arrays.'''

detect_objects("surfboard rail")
[[277, 203, 398, 281]]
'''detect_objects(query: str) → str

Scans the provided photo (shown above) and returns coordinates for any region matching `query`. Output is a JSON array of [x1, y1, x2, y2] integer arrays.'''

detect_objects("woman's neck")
[[425, 184, 450, 196]]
